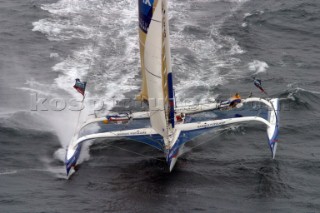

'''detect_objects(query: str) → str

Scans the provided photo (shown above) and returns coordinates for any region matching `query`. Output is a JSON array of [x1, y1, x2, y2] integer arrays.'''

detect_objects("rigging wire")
[[71, 0, 109, 137], [183, 129, 225, 154], [108, 144, 166, 163]]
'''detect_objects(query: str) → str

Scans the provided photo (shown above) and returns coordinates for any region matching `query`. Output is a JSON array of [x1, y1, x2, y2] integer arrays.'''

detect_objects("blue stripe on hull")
[[269, 127, 279, 155], [268, 99, 280, 156], [65, 144, 82, 175]]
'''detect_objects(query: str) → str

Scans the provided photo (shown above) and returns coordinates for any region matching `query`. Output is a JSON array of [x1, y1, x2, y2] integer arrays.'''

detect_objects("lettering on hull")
[[197, 121, 226, 129]]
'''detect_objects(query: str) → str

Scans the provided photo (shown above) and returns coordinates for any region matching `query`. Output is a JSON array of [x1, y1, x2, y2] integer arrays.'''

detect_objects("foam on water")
[[33, 0, 139, 100], [32, 0, 253, 108], [241, 22, 248, 27], [0, 170, 18, 176], [31, 0, 141, 172], [169, 0, 248, 103], [244, 12, 253, 18], [248, 60, 269, 74], [52, 45, 95, 96]]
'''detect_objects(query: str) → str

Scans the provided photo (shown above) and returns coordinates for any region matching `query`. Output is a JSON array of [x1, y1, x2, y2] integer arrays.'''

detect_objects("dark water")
[[1, 0, 320, 212]]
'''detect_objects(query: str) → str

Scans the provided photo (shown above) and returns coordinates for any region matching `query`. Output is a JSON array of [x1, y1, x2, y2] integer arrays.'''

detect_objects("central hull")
[[166, 130, 183, 171], [166, 143, 184, 172]]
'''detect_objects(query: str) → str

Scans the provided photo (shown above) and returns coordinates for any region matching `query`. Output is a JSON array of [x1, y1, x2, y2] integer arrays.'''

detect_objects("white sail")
[[163, 0, 172, 75], [144, 0, 168, 138]]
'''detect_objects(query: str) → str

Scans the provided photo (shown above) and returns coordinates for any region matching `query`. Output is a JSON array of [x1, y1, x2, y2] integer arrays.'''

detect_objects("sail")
[[137, 0, 154, 101], [143, 0, 166, 137], [140, 0, 174, 138]]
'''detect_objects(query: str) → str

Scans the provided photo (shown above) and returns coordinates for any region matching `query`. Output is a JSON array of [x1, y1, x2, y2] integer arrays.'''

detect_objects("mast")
[[162, 0, 175, 128]]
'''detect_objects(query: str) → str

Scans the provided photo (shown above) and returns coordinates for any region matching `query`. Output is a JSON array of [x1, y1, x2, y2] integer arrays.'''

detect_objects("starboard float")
[[65, 0, 280, 176]]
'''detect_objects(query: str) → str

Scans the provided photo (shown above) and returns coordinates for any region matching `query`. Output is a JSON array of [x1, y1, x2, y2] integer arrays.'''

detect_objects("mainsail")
[[138, 0, 174, 137]]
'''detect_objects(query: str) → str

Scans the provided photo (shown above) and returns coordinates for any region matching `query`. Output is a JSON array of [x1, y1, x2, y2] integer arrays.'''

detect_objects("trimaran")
[[65, 0, 280, 176]]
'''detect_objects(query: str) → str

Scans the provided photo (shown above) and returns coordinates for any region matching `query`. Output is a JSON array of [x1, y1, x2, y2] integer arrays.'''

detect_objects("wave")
[[31, 0, 258, 106], [0, 170, 18, 176], [33, 0, 140, 103], [0, 111, 53, 132], [243, 10, 264, 19], [278, 86, 320, 110], [170, 0, 249, 103], [243, 1, 320, 39], [248, 60, 269, 74], [17, 79, 61, 97], [250, 160, 293, 199]]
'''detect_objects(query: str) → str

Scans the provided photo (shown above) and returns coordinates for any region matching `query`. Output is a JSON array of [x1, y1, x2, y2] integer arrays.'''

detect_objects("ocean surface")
[[1, 0, 320, 212]]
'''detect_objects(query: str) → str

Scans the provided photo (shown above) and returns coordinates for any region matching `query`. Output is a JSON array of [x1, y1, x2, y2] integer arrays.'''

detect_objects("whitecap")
[[248, 60, 269, 74]]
